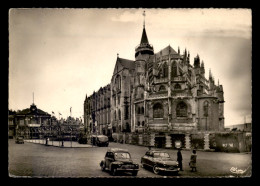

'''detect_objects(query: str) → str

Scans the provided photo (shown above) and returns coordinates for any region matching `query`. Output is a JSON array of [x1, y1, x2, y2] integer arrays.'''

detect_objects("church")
[[84, 13, 225, 150]]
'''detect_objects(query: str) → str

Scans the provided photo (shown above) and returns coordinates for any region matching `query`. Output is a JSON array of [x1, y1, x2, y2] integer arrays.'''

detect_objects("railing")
[[172, 76, 186, 82], [154, 77, 168, 84], [135, 43, 153, 50], [148, 92, 168, 99], [172, 91, 192, 97]]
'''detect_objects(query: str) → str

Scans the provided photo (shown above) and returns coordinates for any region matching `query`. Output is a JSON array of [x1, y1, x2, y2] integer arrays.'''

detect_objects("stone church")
[[84, 16, 224, 149]]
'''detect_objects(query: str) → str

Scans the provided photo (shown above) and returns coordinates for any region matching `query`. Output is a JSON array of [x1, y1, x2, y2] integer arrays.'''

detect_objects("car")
[[100, 148, 139, 176], [141, 150, 180, 175], [78, 135, 88, 144], [91, 135, 109, 147], [15, 136, 24, 144]]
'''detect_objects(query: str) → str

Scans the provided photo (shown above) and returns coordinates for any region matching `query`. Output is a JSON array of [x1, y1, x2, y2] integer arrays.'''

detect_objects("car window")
[[153, 152, 170, 158], [114, 152, 130, 160]]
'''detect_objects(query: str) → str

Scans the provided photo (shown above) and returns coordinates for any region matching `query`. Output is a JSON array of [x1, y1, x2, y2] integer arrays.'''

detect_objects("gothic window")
[[126, 122, 130, 132], [153, 103, 164, 118], [115, 75, 121, 90], [204, 101, 209, 117], [137, 107, 141, 114], [114, 111, 116, 120], [142, 121, 145, 126], [163, 63, 168, 78], [138, 121, 141, 126], [171, 64, 177, 78], [159, 85, 166, 91], [118, 109, 121, 120], [125, 105, 129, 120], [176, 101, 187, 117], [141, 107, 144, 114], [174, 84, 181, 90], [118, 95, 120, 105]]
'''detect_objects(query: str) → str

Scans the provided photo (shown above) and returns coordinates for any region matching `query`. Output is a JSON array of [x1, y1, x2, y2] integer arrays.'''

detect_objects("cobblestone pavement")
[[8, 139, 251, 178]]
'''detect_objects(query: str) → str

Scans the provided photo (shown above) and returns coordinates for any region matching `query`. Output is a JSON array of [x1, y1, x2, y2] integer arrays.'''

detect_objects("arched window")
[[204, 101, 209, 117], [118, 109, 121, 120], [137, 121, 141, 126], [174, 83, 181, 90], [142, 121, 145, 126], [153, 103, 164, 118], [141, 107, 144, 114], [159, 85, 166, 91], [126, 122, 130, 132], [171, 64, 177, 77], [115, 75, 121, 90], [114, 111, 116, 120], [137, 107, 141, 114], [176, 102, 187, 117], [163, 63, 168, 78]]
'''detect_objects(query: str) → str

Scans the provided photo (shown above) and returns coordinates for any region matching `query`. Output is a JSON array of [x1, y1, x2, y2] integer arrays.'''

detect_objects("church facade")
[[84, 20, 224, 149]]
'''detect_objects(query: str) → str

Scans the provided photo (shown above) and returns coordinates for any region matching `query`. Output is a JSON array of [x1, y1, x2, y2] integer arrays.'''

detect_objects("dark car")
[[141, 150, 179, 175], [100, 148, 139, 176], [15, 136, 24, 144], [91, 135, 109, 147], [78, 135, 88, 144]]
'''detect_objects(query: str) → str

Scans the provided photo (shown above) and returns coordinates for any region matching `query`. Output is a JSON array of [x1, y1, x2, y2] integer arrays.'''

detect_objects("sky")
[[9, 8, 252, 126]]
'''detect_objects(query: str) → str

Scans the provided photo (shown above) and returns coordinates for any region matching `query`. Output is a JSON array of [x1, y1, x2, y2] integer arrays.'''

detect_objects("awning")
[[28, 124, 41, 127]]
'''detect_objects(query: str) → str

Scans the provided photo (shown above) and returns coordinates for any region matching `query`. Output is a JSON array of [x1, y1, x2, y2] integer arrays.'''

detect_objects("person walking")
[[177, 148, 183, 171], [189, 149, 197, 172]]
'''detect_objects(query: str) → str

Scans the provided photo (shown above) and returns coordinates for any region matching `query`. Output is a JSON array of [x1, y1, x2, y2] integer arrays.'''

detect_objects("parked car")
[[15, 136, 24, 144], [141, 150, 179, 175], [91, 135, 109, 147], [100, 148, 139, 176], [78, 135, 88, 144]]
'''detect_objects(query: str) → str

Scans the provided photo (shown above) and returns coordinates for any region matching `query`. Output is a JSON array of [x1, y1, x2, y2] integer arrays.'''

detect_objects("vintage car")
[[91, 135, 109, 147], [141, 150, 179, 175], [15, 136, 24, 144], [100, 148, 139, 176]]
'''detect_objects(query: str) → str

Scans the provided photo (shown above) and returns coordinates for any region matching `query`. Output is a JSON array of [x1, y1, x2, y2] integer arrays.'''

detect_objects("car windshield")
[[98, 136, 108, 142], [114, 152, 131, 160], [153, 152, 170, 158]]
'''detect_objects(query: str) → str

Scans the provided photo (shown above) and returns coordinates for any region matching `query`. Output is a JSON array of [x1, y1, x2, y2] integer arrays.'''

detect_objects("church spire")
[[143, 10, 146, 28]]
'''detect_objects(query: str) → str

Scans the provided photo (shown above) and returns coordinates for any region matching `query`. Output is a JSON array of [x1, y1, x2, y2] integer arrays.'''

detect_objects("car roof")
[[148, 150, 168, 153], [107, 148, 129, 153]]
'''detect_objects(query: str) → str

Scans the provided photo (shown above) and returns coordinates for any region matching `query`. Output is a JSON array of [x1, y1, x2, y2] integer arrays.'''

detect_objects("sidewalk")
[[24, 139, 95, 148]]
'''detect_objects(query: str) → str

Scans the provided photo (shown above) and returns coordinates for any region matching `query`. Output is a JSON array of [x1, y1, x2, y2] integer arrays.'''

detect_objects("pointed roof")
[[140, 27, 149, 44], [117, 57, 135, 70], [155, 45, 179, 57]]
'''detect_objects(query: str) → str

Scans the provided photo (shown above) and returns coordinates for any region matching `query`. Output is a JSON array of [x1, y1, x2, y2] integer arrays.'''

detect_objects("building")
[[9, 103, 51, 139], [84, 14, 225, 149], [228, 123, 252, 132], [84, 84, 111, 138]]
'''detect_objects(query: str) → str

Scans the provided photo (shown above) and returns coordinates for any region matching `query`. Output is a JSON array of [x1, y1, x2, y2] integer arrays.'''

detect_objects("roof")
[[108, 148, 129, 153], [140, 27, 149, 44], [118, 57, 135, 70], [155, 45, 180, 57], [16, 104, 51, 116]]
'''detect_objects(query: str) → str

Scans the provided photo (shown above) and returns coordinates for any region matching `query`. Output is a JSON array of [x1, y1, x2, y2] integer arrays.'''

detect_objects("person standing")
[[177, 148, 183, 171], [189, 149, 197, 172]]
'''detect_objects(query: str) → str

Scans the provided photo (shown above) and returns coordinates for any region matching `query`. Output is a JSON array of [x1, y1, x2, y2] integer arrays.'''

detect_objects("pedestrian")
[[177, 148, 183, 171], [189, 149, 197, 172]]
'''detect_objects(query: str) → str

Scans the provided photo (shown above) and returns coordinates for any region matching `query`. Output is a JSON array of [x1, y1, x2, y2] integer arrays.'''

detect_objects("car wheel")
[[132, 171, 138, 176], [153, 165, 160, 175], [141, 161, 145, 168], [111, 168, 117, 176], [101, 164, 106, 171]]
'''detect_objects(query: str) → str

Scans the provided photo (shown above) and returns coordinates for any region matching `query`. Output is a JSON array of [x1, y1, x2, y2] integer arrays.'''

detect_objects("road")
[[8, 139, 251, 178]]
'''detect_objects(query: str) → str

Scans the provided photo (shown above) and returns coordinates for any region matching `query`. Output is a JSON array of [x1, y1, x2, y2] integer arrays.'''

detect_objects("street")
[[8, 139, 251, 178]]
